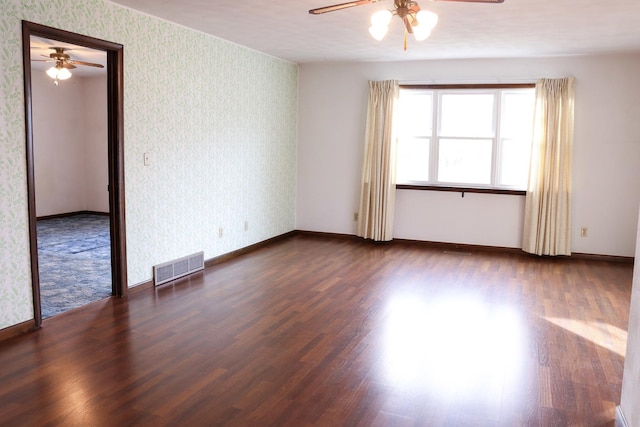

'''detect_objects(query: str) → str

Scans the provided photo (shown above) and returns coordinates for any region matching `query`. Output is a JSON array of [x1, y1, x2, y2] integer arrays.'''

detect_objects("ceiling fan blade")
[[432, 0, 504, 3], [62, 62, 77, 69], [70, 60, 104, 68], [31, 59, 55, 62], [309, 0, 380, 15]]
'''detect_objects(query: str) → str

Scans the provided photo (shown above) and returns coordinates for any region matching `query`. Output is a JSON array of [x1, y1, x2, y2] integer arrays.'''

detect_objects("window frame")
[[397, 83, 535, 196]]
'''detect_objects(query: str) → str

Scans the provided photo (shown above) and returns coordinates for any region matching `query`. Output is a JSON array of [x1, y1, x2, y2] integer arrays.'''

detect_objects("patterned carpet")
[[37, 214, 112, 318]]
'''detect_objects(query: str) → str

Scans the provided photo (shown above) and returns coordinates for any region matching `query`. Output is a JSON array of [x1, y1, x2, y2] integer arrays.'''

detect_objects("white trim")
[[616, 405, 629, 427]]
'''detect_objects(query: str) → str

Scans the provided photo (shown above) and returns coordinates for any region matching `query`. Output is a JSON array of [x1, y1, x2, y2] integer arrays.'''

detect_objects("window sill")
[[396, 184, 526, 196]]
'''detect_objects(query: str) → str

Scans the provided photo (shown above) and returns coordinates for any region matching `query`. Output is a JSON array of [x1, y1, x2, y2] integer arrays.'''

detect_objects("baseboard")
[[616, 406, 628, 427], [0, 320, 38, 342], [294, 230, 362, 242], [129, 279, 154, 294], [295, 231, 530, 256], [37, 210, 109, 220], [570, 252, 634, 264], [204, 231, 296, 267], [393, 237, 524, 255], [294, 231, 635, 263]]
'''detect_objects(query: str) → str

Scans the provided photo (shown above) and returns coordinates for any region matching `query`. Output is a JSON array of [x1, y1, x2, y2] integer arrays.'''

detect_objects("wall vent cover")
[[153, 251, 204, 286]]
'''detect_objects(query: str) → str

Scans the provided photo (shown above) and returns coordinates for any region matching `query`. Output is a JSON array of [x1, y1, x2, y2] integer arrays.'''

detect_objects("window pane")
[[438, 138, 492, 184], [395, 87, 534, 190], [501, 91, 535, 138], [499, 138, 531, 188], [440, 94, 495, 137], [398, 91, 432, 137], [396, 137, 430, 183]]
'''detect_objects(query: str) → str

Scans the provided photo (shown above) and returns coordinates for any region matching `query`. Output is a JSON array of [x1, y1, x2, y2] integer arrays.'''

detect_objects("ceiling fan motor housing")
[[50, 47, 70, 61], [394, 0, 415, 18]]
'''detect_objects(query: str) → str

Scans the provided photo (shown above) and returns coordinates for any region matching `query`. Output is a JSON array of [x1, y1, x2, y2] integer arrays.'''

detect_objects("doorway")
[[22, 21, 127, 327]]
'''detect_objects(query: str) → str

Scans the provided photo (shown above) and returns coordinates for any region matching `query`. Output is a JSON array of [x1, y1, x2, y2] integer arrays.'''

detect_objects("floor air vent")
[[154, 251, 204, 286]]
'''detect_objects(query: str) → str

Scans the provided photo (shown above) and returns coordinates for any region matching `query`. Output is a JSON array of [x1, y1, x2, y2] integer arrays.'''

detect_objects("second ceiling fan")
[[32, 47, 104, 84], [309, 0, 504, 50]]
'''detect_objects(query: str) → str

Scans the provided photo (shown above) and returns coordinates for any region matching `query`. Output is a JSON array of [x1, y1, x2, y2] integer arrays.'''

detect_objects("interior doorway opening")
[[22, 21, 127, 327], [30, 36, 111, 318]]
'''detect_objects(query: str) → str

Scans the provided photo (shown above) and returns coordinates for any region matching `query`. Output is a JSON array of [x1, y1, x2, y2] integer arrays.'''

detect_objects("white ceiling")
[[30, 36, 107, 77], [108, 0, 640, 63]]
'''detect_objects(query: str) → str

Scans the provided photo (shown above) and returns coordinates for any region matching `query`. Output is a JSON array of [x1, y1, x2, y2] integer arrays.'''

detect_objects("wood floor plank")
[[0, 234, 632, 426]]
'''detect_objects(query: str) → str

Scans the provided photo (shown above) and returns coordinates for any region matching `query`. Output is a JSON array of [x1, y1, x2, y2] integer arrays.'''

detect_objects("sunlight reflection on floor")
[[545, 317, 627, 357], [379, 294, 526, 402]]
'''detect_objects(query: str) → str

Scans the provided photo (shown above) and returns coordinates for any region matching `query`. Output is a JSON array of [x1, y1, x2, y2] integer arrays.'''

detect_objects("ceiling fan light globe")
[[413, 27, 431, 41], [369, 24, 388, 41], [370, 9, 392, 27], [46, 66, 59, 79], [57, 68, 72, 80], [416, 10, 438, 30]]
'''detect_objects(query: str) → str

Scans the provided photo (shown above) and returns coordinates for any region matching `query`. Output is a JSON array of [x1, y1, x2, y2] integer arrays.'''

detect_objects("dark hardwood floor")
[[0, 234, 633, 426]]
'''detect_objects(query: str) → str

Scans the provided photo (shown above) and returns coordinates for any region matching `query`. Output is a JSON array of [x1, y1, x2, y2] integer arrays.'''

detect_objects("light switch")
[[144, 152, 150, 166]]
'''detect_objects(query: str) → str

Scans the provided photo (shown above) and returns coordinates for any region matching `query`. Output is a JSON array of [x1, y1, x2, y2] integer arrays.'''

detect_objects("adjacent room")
[[0, 0, 639, 425], [30, 36, 111, 318]]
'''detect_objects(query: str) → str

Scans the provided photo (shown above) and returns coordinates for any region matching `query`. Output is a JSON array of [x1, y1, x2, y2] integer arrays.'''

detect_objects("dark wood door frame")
[[22, 21, 127, 328]]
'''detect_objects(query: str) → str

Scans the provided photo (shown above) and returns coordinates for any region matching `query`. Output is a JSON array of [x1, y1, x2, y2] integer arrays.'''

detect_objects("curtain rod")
[[399, 83, 536, 89], [399, 78, 537, 85]]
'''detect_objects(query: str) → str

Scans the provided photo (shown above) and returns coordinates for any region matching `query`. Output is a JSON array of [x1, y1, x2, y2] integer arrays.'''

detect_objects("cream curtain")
[[357, 80, 399, 241], [522, 77, 575, 256]]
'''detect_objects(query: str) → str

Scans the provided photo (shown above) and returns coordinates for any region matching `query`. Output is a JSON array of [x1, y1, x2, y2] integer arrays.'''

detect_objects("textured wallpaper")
[[0, 0, 298, 330]]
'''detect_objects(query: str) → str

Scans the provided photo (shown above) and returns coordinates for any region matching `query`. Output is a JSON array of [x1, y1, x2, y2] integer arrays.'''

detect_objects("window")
[[396, 85, 535, 191]]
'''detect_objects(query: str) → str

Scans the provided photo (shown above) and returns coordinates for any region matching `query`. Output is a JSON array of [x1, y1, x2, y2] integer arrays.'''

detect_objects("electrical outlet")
[[244, 221, 249, 231], [218, 227, 223, 238], [353, 212, 358, 221], [580, 227, 588, 237]]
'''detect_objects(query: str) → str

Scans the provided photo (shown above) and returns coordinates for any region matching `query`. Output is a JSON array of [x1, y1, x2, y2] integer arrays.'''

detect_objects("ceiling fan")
[[32, 47, 104, 84], [310, 0, 504, 50]]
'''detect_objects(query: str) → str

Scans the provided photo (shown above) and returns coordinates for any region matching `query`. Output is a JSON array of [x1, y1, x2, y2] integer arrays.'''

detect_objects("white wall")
[[620, 206, 640, 425], [32, 72, 86, 215], [83, 75, 109, 213], [296, 54, 640, 257], [32, 72, 108, 216]]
